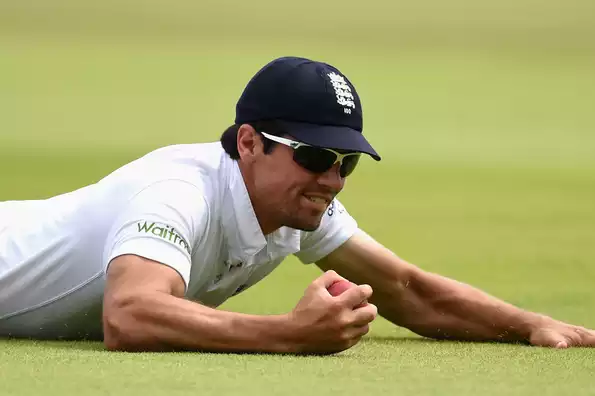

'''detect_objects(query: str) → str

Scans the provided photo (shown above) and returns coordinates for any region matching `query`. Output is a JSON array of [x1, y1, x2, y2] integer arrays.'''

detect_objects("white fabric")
[[0, 142, 358, 339]]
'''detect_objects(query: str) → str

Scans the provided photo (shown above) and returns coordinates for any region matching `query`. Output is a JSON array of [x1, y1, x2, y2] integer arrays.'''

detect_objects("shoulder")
[[99, 142, 231, 201], [97, 144, 233, 235], [136, 142, 227, 182]]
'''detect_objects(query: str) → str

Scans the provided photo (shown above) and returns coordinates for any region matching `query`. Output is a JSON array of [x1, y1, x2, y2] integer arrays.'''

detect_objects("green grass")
[[2, 339, 595, 396], [1, 0, 595, 395]]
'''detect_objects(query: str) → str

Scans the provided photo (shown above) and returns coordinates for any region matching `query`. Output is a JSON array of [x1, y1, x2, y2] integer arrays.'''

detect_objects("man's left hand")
[[529, 319, 595, 348]]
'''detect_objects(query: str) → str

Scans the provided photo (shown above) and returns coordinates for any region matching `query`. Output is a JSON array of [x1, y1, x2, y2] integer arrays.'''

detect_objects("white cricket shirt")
[[0, 143, 358, 339]]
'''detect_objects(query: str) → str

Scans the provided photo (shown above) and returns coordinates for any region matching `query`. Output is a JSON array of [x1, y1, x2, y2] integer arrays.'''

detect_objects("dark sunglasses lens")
[[339, 154, 360, 177], [293, 146, 337, 173]]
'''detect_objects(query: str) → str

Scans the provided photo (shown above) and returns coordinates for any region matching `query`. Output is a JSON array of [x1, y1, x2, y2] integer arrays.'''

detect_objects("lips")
[[303, 194, 333, 206], [306, 196, 327, 204]]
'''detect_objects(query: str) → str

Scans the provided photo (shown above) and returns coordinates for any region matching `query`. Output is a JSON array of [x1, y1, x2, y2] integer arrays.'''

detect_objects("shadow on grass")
[[0, 338, 106, 352], [363, 335, 535, 349], [364, 335, 442, 345], [0, 337, 440, 357], [0, 335, 526, 357]]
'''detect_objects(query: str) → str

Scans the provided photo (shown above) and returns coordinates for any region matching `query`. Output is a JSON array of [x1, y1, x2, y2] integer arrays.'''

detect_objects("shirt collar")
[[221, 158, 301, 264]]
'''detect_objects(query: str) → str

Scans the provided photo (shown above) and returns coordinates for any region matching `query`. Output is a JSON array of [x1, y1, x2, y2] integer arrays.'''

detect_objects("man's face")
[[238, 126, 345, 233]]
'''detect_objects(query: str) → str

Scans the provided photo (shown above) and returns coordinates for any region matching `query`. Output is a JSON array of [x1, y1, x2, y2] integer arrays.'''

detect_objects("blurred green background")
[[1, 0, 594, 331], [1, 1, 594, 395], [2, 0, 595, 167]]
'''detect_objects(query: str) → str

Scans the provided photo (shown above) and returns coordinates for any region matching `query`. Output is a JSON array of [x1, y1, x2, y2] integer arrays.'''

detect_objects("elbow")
[[103, 306, 135, 351], [102, 295, 151, 352], [103, 314, 132, 351]]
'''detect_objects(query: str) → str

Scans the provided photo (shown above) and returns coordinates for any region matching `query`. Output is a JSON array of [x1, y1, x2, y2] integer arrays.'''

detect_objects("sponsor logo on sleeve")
[[136, 221, 191, 254]]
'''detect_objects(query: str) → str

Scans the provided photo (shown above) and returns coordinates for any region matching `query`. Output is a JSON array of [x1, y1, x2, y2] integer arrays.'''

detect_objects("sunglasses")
[[260, 132, 361, 178]]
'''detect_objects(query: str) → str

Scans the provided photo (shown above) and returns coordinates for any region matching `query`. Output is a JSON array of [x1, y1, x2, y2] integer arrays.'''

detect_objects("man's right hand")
[[286, 270, 377, 354]]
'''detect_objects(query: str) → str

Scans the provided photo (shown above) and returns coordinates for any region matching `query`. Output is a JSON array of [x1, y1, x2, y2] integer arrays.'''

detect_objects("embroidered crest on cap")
[[327, 72, 355, 114]]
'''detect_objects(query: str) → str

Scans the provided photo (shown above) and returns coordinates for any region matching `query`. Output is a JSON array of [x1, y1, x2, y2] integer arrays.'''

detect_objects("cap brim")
[[276, 120, 381, 161]]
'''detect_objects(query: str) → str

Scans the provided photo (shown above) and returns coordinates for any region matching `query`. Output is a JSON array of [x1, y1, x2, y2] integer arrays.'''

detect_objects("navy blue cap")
[[235, 57, 381, 161]]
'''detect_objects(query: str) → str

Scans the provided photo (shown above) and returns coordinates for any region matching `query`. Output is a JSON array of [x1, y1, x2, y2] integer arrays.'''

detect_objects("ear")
[[237, 124, 263, 162]]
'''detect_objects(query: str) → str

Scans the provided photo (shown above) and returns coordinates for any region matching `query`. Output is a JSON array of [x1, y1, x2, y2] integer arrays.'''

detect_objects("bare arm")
[[317, 231, 595, 347], [103, 255, 376, 353], [103, 255, 293, 352]]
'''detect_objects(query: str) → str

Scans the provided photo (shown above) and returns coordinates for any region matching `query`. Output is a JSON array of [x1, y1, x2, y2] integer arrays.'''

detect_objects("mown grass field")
[[1, 1, 594, 395]]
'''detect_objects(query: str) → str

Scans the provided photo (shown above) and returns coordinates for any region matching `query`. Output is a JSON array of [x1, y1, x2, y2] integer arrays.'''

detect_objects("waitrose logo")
[[137, 221, 191, 254]]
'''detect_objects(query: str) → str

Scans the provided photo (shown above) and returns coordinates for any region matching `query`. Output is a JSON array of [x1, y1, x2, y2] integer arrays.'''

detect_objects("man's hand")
[[286, 270, 378, 354], [529, 318, 595, 348]]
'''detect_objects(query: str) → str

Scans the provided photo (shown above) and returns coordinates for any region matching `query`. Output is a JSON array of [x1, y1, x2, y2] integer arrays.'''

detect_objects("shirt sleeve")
[[103, 179, 209, 289], [295, 198, 358, 264]]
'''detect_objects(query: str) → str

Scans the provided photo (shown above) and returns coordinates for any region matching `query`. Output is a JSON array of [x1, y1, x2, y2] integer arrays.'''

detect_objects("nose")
[[317, 163, 344, 192]]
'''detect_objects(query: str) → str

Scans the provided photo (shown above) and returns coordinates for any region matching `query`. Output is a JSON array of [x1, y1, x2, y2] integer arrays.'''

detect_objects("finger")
[[561, 327, 593, 347], [529, 329, 567, 348], [555, 341, 568, 349], [338, 284, 373, 308], [345, 324, 370, 340], [311, 270, 347, 289], [351, 303, 378, 326], [339, 335, 364, 352], [582, 331, 595, 347], [572, 327, 595, 347]]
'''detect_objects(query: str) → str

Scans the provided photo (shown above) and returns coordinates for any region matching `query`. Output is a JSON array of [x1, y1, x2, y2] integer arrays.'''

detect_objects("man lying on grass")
[[1, 57, 593, 353]]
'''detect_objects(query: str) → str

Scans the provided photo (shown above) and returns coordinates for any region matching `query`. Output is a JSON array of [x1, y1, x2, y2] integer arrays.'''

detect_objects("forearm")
[[379, 270, 547, 343], [103, 292, 295, 353], [318, 232, 594, 348]]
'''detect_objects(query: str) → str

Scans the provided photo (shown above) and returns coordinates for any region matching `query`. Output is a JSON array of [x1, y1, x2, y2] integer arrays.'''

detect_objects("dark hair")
[[220, 120, 286, 160]]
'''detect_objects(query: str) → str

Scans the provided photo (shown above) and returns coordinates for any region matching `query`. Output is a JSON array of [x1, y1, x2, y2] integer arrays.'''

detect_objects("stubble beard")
[[280, 206, 325, 232]]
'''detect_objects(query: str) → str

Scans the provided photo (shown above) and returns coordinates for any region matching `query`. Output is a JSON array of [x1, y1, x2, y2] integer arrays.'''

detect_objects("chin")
[[286, 216, 323, 232], [297, 223, 320, 232]]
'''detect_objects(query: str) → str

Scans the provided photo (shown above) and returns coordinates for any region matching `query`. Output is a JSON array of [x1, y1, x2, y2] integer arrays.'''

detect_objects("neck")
[[237, 162, 280, 236]]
